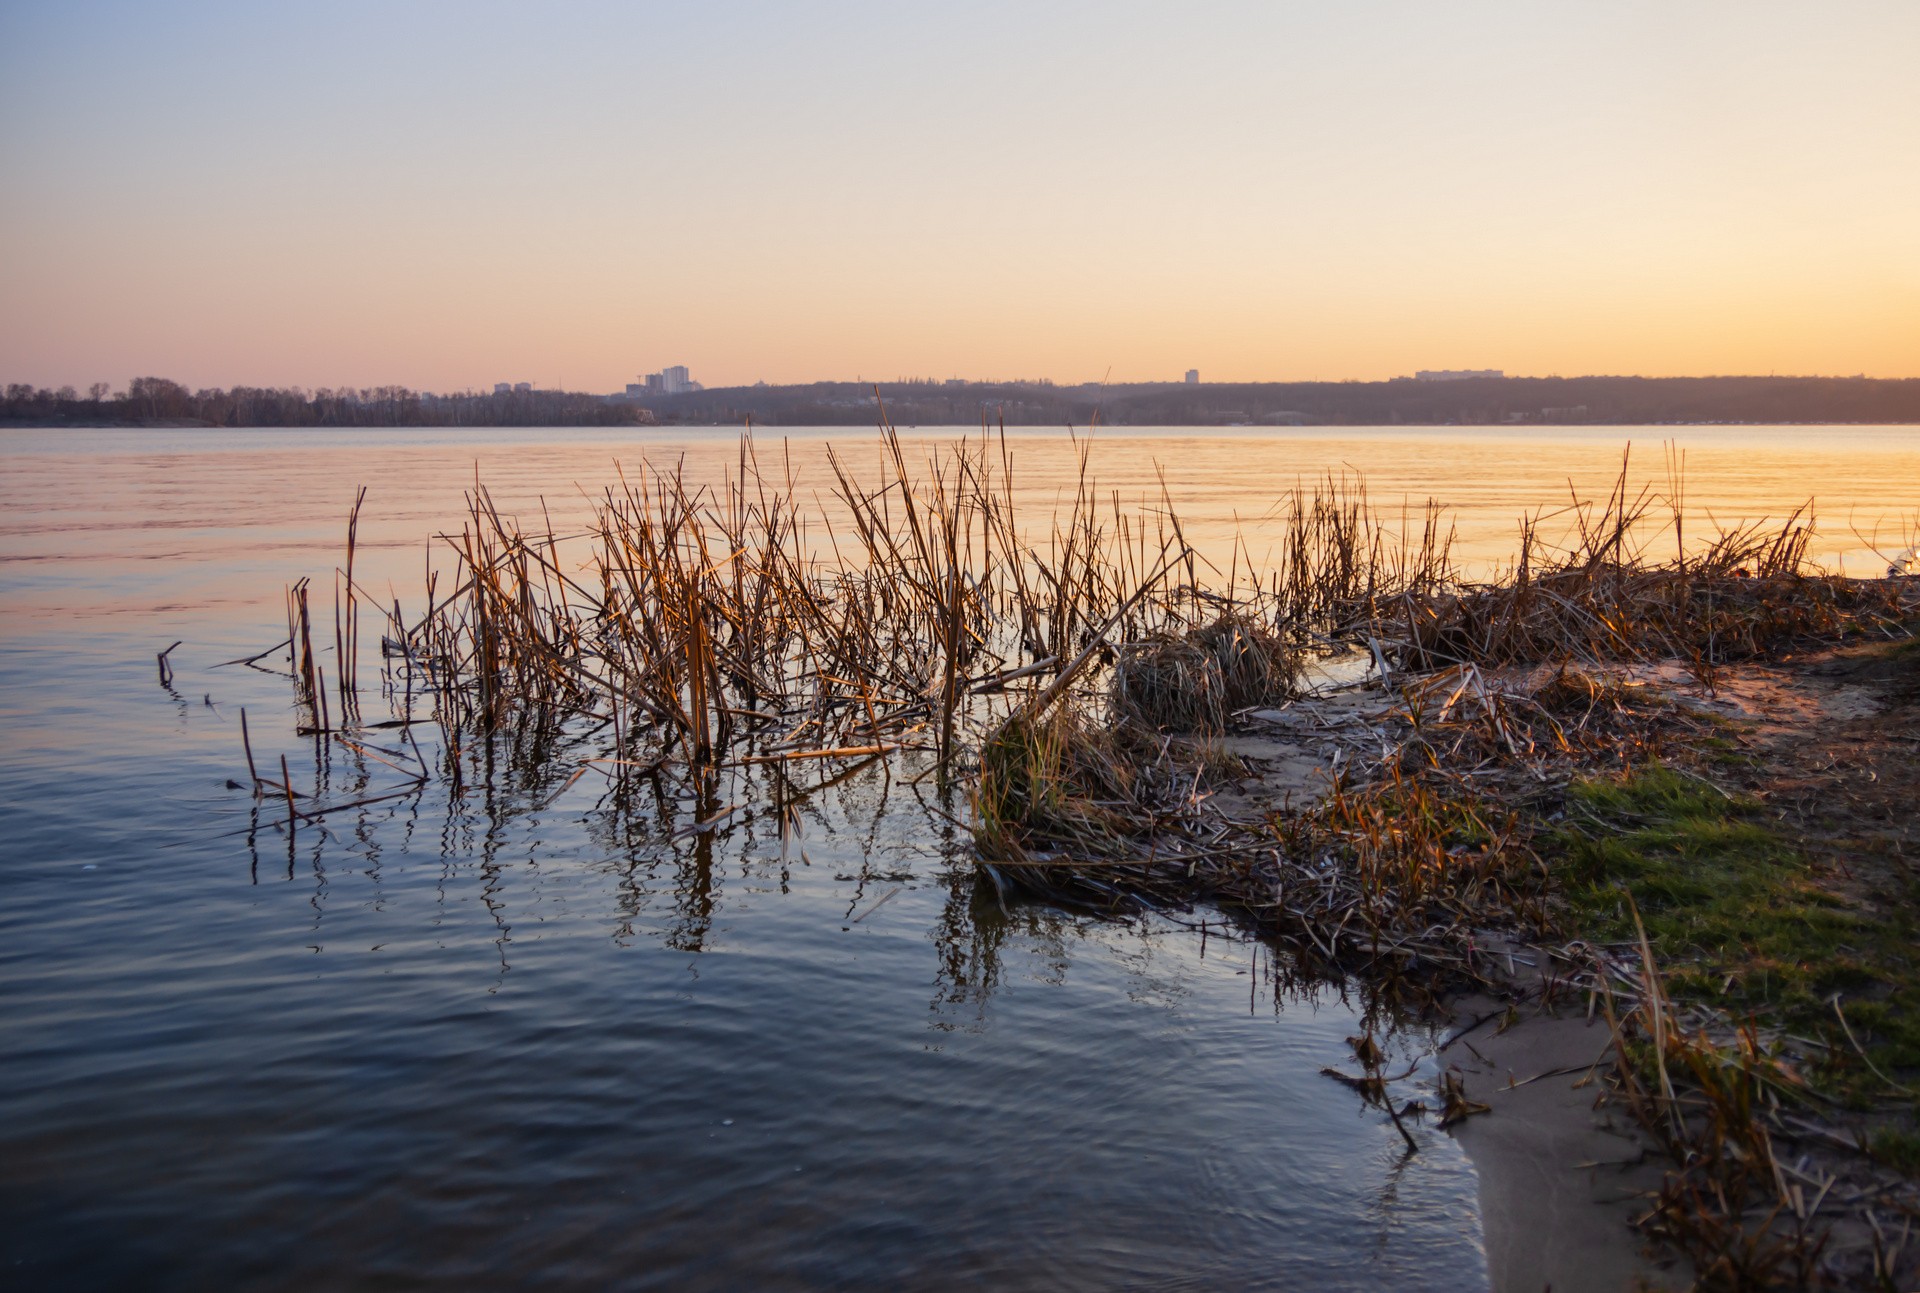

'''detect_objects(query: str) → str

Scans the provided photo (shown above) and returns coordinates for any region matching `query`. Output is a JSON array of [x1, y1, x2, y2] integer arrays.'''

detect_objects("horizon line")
[[7, 370, 1916, 396]]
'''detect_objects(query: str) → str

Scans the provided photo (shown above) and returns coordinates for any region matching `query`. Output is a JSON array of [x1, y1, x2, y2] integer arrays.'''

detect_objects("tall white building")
[[1184, 369, 1199, 385], [639, 365, 694, 395]]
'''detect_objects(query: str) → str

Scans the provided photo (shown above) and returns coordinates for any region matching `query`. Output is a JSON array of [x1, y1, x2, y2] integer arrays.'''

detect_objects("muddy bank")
[[1195, 633, 1919, 1289], [1443, 637, 1918, 1290], [1216, 673, 1687, 1290]]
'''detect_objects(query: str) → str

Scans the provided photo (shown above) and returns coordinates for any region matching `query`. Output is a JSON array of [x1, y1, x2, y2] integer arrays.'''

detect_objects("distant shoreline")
[[5, 374, 1919, 431], [646, 374, 1920, 429], [4, 416, 1917, 431]]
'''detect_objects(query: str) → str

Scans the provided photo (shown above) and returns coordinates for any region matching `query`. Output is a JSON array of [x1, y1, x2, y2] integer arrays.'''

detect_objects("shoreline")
[[1022, 620, 1920, 1288], [1443, 984, 1679, 1293], [1209, 670, 1694, 1290], [1418, 636, 1919, 1289]]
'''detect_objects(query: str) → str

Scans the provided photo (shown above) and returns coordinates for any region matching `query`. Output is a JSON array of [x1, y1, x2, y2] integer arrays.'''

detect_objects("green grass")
[[1553, 763, 1920, 1098], [1693, 732, 1761, 771]]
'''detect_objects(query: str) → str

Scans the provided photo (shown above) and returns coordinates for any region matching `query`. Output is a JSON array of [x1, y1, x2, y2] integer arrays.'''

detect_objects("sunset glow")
[[3, 1, 1916, 390]]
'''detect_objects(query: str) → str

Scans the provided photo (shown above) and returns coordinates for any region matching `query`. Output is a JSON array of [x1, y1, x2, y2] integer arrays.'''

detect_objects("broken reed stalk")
[[1625, 888, 1685, 1140], [240, 707, 260, 795], [341, 485, 365, 712]]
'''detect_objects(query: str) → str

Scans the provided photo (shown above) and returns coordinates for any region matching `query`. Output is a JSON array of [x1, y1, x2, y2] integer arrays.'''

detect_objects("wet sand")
[[1442, 982, 1682, 1293]]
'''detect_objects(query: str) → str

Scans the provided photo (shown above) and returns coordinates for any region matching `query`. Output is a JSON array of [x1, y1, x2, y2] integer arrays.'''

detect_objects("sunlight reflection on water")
[[0, 424, 1912, 1288]]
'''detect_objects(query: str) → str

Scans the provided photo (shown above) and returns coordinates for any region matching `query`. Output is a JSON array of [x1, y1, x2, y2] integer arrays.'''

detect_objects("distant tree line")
[[6, 373, 1916, 429], [0, 377, 656, 427], [652, 375, 1920, 427]]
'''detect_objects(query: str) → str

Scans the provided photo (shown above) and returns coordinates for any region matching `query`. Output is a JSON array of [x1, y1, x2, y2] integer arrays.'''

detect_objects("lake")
[[2, 424, 1913, 1289]]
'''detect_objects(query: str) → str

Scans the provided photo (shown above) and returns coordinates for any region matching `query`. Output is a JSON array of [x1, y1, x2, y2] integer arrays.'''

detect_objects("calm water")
[[2, 425, 1914, 1290]]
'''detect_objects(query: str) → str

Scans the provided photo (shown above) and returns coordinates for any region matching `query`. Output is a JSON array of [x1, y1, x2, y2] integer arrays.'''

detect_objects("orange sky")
[[3, 2, 1917, 391]]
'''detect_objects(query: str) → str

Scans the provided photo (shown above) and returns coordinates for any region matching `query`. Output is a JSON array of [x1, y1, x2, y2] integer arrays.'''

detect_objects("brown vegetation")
[[247, 426, 1919, 1289]]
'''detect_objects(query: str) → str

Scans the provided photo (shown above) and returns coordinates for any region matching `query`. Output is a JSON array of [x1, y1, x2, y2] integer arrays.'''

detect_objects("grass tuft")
[[1557, 762, 1920, 1095]]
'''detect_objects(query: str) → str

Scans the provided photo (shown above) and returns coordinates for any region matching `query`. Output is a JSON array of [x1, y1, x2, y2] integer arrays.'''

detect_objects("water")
[[2, 424, 1913, 1289]]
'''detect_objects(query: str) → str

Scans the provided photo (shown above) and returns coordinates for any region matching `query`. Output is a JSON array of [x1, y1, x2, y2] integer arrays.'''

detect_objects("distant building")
[[639, 365, 695, 395], [625, 383, 646, 399], [1184, 369, 1200, 385], [1415, 369, 1504, 382], [513, 382, 532, 394], [494, 382, 512, 395]]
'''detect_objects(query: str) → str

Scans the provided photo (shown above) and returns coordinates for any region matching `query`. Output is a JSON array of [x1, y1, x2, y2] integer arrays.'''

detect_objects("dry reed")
[[250, 430, 1917, 1284]]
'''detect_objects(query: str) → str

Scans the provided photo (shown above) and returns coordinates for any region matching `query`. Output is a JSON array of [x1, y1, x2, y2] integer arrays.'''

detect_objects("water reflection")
[[11, 646, 1498, 1290], [8, 424, 1910, 1285], [55, 426, 1920, 1286], [236, 657, 1412, 1059]]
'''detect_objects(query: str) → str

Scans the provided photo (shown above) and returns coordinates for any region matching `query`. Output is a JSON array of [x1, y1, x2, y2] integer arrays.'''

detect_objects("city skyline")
[[3, 2, 1917, 390]]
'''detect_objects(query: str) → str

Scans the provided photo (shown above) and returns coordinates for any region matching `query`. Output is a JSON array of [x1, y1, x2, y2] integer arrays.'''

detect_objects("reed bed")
[[249, 427, 1917, 1286], [351, 426, 1397, 780], [261, 429, 1910, 950], [1382, 469, 1899, 676]]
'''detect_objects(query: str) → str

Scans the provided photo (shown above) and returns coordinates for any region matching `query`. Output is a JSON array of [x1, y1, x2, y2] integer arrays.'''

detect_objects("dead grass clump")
[[1388, 660, 1680, 779], [1528, 660, 1631, 713], [1110, 615, 1299, 733], [1382, 475, 1910, 675], [1198, 614, 1301, 708], [972, 707, 1143, 861], [1281, 769, 1550, 976], [1596, 930, 1837, 1291], [1110, 635, 1221, 732]]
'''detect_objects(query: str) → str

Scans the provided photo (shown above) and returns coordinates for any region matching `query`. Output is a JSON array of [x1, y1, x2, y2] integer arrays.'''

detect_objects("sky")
[[2, 0, 1917, 391]]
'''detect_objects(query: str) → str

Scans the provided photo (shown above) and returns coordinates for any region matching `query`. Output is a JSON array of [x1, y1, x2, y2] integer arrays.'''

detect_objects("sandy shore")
[[1442, 980, 1681, 1293]]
